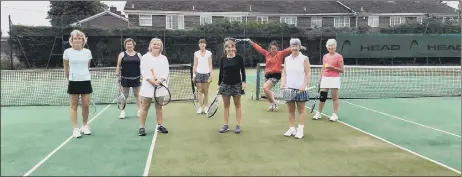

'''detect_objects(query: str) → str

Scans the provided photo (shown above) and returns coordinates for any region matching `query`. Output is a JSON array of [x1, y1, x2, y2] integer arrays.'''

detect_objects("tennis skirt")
[[218, 83, 245, 96], [282, 89, 310, 103], [195, 72, 210, 83], [121, 77, 141, 88], [320, 77, 341, 89], [68, 81, 93, 94], [139, 81, 169, 98]]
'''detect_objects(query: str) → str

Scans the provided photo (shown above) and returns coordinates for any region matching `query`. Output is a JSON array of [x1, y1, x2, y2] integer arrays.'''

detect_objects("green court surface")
[[1, 69, 461, 176]]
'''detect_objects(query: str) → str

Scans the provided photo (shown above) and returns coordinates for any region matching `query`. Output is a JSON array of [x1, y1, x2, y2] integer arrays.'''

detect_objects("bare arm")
[[208, 55, 213, 77], [281, 59, 287, 88], [302, 57, 311, 89], [192, 55, 198, 76], [116, 52, 124, 76], [64, 60, 69, 79], [335, 60, 344, 73]]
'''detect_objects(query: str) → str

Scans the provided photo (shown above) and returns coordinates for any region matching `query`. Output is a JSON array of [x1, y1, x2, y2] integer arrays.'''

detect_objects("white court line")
[[23, 101, 115, 177], [341, 100, 461, 138], [306, 106, 461, 175], [143, 127, 159, 177]]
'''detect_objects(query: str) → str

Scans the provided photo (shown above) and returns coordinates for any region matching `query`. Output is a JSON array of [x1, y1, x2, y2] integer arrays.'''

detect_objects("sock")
[[140, 125, 145, 128], [298, 125, 304, 129], [289, 126, 295, 130]]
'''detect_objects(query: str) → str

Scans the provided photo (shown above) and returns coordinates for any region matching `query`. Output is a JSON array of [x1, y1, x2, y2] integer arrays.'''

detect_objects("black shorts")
[[265, 73, 281, 84], [121, 78, 141, 87], [68, 81, 93, 94]]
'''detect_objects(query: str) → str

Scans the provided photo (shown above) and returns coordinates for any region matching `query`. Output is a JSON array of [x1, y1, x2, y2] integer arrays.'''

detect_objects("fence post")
[[9, 15, 13, 70]]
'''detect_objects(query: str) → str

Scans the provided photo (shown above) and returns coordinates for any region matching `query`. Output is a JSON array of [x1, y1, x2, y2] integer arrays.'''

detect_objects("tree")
[[47, 1, 108, 27]]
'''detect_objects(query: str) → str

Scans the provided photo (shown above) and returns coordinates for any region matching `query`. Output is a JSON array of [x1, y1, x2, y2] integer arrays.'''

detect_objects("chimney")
[[110, 6, 117, 13]]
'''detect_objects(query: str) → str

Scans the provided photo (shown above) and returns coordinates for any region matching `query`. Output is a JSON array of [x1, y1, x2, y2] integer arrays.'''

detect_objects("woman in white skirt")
[[313, 39, 344, 122], [138, 38, 170, 136]]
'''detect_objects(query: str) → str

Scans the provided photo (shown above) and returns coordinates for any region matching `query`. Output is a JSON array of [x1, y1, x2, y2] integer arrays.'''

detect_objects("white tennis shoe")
[[284, 127, 296, 137], [73, 128, 82, 138], [119, 110, 126, 119], [329, 113, 338, 122], [312, 112, 322, 120], [80, 125, 91, 135]]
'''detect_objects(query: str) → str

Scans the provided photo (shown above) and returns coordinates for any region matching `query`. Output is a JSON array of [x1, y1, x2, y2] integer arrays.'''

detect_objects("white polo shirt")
[[63, 48, 93, 81], [194, 50, 212, 74], [284, 53, 308, 89]]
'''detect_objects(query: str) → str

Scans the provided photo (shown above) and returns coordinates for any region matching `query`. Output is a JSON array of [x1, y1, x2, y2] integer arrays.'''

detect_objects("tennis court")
[[1, 67, 461, 176]]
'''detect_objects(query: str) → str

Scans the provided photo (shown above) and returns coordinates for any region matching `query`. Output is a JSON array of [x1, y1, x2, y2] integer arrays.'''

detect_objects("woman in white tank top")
[[281, 38, 311, 139], [192, 39, 213, 114]]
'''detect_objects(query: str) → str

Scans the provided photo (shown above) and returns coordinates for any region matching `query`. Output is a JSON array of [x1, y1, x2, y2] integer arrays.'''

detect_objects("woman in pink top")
[[313, 39, 344, 122]]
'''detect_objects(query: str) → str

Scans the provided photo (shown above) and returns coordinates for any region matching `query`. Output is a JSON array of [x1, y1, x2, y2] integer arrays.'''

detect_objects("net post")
[[255, 63, 262, 100], [8, 15, 13, 70]]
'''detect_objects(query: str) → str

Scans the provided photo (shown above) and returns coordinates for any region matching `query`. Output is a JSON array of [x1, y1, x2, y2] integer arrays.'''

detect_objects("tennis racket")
[[206, 91, 220, 118], [150, 69, 172, 106], [192, 82, 205, 108], [310, 82, 321, 113], [224, 37, 250, 43], [79, 96, 96, 115], [116, 83, 126, 110]]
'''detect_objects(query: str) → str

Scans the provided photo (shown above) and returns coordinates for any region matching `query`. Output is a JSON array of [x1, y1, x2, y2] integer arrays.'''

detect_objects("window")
[[280, 16, 297, 26], [139, 15, 152, 26], [311, 17, 322, 28], [334, 17, 350, 27], [390, 16, 405, 26], [225, 16, 243, 23], [166, 15, 184, 30], [256, 16, 268, 24], [368, 16, 379, 27], [200, 16, 212, 25], [416, 16, 423, 24]]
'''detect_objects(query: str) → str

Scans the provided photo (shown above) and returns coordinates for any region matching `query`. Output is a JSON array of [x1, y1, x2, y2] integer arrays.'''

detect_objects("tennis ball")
[[324, 63, 329, 67]]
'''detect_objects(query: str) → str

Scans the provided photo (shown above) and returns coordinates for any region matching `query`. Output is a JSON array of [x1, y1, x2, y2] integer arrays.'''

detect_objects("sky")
[[1, 1, 460, 37]]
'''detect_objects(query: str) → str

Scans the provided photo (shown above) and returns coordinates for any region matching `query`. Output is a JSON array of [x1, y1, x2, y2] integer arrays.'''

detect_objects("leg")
[[202, 82, 210, 109], [313, 88, 329, 120], [330, 88, 339, 121], [295, 102, 306, 139], [69, 94, 79, 128], [263, 80, 276, 111], [138, 97, 152, 136], [284, 102, 297, 137], [80, 94, 92, 135], [219, 95, 231, 133], [119, 87, 130, 118], [133, 87, 141, 117], [196, 83, 205, 113], [154, 97, 168, 133], [232, 95, 242, 133]]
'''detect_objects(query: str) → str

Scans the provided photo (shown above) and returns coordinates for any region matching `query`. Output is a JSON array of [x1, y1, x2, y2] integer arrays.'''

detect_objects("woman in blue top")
[[116, 38, 143, 119], [63, 29, 93, 138]]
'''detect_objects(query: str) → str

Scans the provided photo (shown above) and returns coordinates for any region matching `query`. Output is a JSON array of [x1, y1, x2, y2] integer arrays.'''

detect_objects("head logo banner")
[[336, 34, 461, 58]]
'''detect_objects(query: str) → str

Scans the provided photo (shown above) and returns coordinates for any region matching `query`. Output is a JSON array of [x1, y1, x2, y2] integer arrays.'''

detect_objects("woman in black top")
[[116, 38, 143, 119], [217, 40, 246, 134]]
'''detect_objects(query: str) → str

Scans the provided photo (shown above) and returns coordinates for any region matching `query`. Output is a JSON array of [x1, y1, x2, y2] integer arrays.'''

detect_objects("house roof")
[[124, 1, 352, 14], [70, 10, 128, 26], [340, 0, 458, 14]]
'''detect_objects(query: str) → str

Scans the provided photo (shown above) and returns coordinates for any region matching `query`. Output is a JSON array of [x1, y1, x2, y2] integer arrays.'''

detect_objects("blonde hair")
[[124, 38, 136, 47], [69, 29, 87, 49], [326, 39, 337, 48], [223, 40, 236, 55], [148, 38, 163, 53]]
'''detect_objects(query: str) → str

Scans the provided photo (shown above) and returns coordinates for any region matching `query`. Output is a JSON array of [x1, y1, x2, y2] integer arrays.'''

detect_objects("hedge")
[[6, 19, 461, 69]]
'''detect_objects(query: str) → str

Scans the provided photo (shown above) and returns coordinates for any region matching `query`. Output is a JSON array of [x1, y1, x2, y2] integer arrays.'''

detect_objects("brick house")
[[122, 0, 459, 30], [70, 6, 129, 28]]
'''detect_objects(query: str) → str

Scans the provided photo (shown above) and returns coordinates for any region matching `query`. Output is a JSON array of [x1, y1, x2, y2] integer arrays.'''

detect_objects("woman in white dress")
[[280, 38, 311, 139], [192, 39, 213, 114], [138, 38, 170, 136], [312, 39, 344, 122]]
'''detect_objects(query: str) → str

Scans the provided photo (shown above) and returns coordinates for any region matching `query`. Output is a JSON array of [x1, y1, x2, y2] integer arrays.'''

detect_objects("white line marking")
[[341, 100, 461, 138], [23, 101, 115, 177], [306, 106, 461, 175], [143, 127, 159, 177]]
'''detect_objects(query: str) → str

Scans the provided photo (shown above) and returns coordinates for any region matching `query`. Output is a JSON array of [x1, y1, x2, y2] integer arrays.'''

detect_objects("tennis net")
[[1, 64, 194, 107], [255, 63, 461, 99]]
